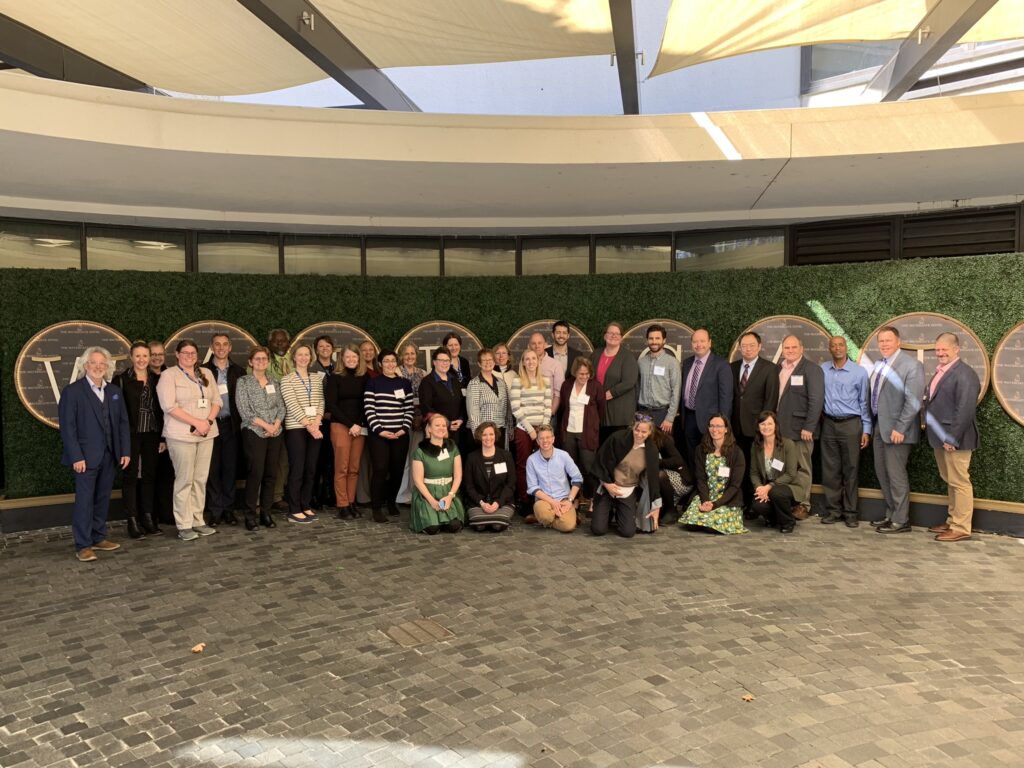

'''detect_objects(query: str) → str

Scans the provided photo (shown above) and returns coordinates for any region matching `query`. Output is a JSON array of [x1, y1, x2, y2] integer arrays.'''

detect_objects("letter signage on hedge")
[[164, 321, 258, 369], [728, 316, 832, 365]]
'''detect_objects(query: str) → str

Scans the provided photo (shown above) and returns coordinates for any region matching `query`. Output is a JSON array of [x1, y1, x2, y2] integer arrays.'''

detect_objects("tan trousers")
[[934, 447, 974, 535], [330, 423, 365, 507], [166, 438, 214, 530], [794, 439, 814, 506], [534, 499, 577, 533]]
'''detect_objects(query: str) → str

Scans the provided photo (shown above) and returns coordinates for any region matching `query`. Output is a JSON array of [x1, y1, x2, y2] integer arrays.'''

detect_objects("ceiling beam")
[[608, 0, 640, 114], [0, 13, 147, 91], [235, 0, 418, 111], [863, 0, 1000, 102]]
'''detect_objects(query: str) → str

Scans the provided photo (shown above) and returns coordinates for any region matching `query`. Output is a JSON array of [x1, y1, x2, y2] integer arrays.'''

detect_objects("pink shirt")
[[597, 351, 615, 386]]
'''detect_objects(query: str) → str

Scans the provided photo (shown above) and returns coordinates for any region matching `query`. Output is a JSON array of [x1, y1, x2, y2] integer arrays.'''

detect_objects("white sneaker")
[[194, 525, 218, 536], [178, 529, 199, 541]]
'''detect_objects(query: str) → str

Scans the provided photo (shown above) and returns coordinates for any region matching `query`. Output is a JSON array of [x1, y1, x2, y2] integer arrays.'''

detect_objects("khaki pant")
[[166, 438, 214, 530], [534, 499, 577, 533], [793, 438, 814, 506], [934, 447, 974, 535]]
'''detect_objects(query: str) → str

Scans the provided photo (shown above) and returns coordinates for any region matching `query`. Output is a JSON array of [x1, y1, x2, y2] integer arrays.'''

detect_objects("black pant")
[[368, 432, 410, 510], [751, 484, 796, 529], [206, 421, 239, 521], [285, 429, 323, 513], [122, 431, 160, 519], [820, 416, 862, 520], [734, 431, 754, 510], [155, 448, 176, 525], [590, 489, 640, 538], [313, 417, 336, 507], [562, 432, 596, 498], [243, 430, 283, 515], [681, 408, 703, 471]]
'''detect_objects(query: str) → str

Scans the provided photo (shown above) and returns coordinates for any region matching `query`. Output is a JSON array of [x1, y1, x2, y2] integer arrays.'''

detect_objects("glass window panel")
[[675, 229, 785, 271], [444, 238, 516, 277], [522, 237, 589, 275], [198, 234, 279, 274], [284, 236, 361, 275], [0, 219, 80, 269], [86, 226, 186, 271], [596, 234, 671, 274], [807, 42, 900, 84], [366, 238, 439, 277]]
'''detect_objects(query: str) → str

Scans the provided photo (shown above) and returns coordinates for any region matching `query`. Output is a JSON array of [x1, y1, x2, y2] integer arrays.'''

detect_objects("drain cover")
[[385, 619, 454, 647]]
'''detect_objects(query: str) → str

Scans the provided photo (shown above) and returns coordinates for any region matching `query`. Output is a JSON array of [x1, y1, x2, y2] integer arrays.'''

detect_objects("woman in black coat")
[[591, 414, 663, 538], [463, 422, 516, 532]]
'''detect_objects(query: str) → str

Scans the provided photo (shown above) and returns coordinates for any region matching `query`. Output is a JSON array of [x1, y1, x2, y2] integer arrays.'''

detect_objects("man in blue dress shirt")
[[526, 425, 583, 533]]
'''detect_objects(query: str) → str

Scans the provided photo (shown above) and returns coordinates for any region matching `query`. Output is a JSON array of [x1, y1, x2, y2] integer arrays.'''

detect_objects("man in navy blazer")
[[923, 333, 980, 542], [59, 347, 131, 562], [680, 328, 733, 468]]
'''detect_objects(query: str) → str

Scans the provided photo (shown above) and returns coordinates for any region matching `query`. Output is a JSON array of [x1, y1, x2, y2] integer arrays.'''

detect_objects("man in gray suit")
[[775, 335, 824, 518], [923, 333, 980, 542], [869, 326, 925, 534]]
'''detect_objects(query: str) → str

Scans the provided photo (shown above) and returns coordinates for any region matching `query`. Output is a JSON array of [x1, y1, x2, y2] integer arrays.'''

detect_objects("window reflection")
[[444, 238, 515, 277], [675, 230, 784, 271], [0, 219, 80, 269], [198, 234, 279, 274], [366, 238, 439, 277], [87, 227, 186, 271], [284, 236, 361, 275], [596, 235, 670, 274], [522, 237, 589, 275]]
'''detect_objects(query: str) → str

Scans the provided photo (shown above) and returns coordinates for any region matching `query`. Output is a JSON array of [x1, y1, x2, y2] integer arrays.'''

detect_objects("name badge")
[[197, 398, 209, 410], [717, 466, 731, 478], [394, 388, 406, 399], [791, 375, 804, 386], [579, 393, 591, 404], [494, 462, 508, 474], [438, 448, 449, 461], [770, 458, 785, 471], [360, 427, 369, 437], [304, 406, 317, 417], [653, 365, 666, 376], [218, 384, 228, 395], [265, 384, 275, 394]]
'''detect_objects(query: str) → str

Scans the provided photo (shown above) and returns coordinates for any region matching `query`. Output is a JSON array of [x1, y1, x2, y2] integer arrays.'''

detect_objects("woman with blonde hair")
[[324, 343, 367, 519], [510, 348, 552, 510], [280, 344, 325, 524]]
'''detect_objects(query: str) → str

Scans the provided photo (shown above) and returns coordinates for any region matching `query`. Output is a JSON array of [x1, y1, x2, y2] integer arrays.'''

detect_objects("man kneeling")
[[526, 425, 582, 533]]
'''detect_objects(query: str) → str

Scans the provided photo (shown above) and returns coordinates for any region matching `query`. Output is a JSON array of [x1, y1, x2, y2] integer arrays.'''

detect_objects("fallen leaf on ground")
[[191, 643, 206, 654], [742, 693, 754, 702]]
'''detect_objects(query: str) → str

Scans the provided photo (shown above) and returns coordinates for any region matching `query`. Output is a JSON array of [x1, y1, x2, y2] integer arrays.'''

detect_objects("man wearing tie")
[[730, 332, 779, 514], [775, 335, 825, 518], [923, 333, 980, 542], [680, 328, 733, 468], [59, 347, 132, 562], [869, 326, 925, 534]]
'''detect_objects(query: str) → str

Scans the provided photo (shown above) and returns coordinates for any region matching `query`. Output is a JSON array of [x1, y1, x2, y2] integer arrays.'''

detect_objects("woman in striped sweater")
[[510, 348, 552, 507], [280, 344, 325, 525], [364, 349, 415, 523]]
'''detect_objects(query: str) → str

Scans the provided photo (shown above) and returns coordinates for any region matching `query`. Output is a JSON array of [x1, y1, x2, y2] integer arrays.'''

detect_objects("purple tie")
[[740, 363, 750, 395], [686, 357, 704, 410], [871, 358, 887, 415]]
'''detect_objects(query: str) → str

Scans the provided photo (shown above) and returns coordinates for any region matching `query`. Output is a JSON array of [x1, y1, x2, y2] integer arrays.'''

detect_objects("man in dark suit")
[[776, 334, 825, 518], [680, 328, 733, 468], [730, 331, 779, 513], [869, 326, 925, 534], [59, 347, 131, 562], [203, 333, 246, 526], [923, 333, 980, 542]]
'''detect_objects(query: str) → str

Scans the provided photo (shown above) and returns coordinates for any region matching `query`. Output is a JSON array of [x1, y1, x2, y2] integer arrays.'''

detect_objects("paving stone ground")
[[2, 511, 1023, 767]]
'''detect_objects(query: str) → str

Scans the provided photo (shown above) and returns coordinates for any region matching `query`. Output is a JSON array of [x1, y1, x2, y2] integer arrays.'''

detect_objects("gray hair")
[[72, 346, 114, 383]]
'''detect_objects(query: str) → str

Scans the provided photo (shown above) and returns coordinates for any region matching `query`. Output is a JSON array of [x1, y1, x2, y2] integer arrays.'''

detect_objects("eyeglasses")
[[708, 423, 727, 430], [633, 412, 653, 423], [435, 358, 451, 364]]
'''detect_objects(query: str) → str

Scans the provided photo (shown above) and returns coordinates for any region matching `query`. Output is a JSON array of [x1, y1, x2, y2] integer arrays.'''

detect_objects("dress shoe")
[[877, 523, 911, 534], [524, 514, 537, 525], [244, 512, 259, 531], [222, 510, 239, 526], [126, 517, 146, 539], [93, 540, 121, 551], [791, 504, 810, 520], [77, 548, 97, 562], [928, 523, 951, 533], [259, 511, 277, 529], [844, 518, 859, 528], [337, 506, 352, 520], [371, 508, 388, 523], [870, 518, 892, 528], [820, 514, 841, 525], [388, 504, 401, 517], [936, 530, 971, 542], [780, 523, 795, 534], [272, 500, 289, 512], [139, 513, 162, 535]]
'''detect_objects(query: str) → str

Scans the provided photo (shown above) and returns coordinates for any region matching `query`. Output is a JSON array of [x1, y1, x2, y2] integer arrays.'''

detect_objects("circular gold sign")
[[993, 321, 1024, 426], [857, 312, 989, 402], [14, 321, 131, 429], [506, 320, 593, 366], [728, 315, 832, 366], [621, 319, 696, 363], [289, 322, 379, 367], [164, 321, 258, 369], [395, 321, 484, 378]]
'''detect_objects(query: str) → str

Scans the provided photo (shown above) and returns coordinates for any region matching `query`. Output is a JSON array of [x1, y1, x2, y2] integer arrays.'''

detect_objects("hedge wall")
[[2, 253, 1023, 502]]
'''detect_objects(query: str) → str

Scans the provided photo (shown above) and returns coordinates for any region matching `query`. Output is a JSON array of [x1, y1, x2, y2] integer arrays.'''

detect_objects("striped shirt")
[[280, 370, 325, 430], [510, 375, 552, 432], [364, 375, 414, 434]]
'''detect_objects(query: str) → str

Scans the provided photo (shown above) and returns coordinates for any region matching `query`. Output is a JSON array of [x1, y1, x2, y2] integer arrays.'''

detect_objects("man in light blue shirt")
[[526, 425, 582, 533], [819, 336, 871, 527]]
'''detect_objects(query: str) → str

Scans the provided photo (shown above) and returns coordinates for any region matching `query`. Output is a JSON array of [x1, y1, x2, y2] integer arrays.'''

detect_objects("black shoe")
[[222, 510, 238, 526], [780, 523, 795, 534], [372, 508, 388, 523], [877, 523, 911, 534], [272, 500, 289, 512], [820, 514, 841, 525], [844, 517, 859, 528], [350, 506, 363, 519], [337, 506, 352, 520], [244, 512, 259, 531], [870, 518, 891, 528], [259, 511, 277, 529], [388, 504, 400, 517], [139, 513, 162, 535], [126, 517, 146, 539]]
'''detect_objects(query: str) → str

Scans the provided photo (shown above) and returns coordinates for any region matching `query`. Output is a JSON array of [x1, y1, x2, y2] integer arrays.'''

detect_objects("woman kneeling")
[[410, 413, 466, 534], [464, 422, 516, 532]]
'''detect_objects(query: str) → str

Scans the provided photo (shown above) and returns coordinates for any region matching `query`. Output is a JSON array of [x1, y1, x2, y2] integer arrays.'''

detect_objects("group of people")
[[58, 320, 980, 562]]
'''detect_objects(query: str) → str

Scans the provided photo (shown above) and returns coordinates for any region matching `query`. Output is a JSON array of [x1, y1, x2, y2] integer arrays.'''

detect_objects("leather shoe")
[[877, 523, 911, 534], [222, 510, 239, 526], [870, 518, 891, 528], [77, 548, 97, 562], [93, 540, 121, 551], [928, 523, 951, 533], [820, 514, 841, 525], [936, 530, 971, 542], [791, 504, 810, 520], [844, 518, 859, 528]]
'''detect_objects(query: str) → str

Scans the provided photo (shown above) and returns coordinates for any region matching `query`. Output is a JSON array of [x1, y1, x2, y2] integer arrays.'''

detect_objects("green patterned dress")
[[409, 440, 467, 533], [678, 452, 747, 535]]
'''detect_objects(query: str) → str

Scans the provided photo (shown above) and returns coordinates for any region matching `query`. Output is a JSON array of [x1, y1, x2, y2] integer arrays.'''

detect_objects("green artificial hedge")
[[2, 253, 1023, 502]]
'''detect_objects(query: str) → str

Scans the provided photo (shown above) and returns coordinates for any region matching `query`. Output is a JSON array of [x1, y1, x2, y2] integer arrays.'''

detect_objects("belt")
[[825, 414, 859, 422], [423, 476, 453, 486]]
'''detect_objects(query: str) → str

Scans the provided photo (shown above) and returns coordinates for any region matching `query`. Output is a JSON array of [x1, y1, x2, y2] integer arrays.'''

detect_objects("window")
[[444, 238, 515, 277], [284, 235, 361, 275], [596, 234, 671, 273], [0, 219, 80, 269], [522, 237, 589, 275], [675, 229, 785, 271], [365, 238, 440, 277], [87, 226, 186, 271], [198, 234, 279, 274]]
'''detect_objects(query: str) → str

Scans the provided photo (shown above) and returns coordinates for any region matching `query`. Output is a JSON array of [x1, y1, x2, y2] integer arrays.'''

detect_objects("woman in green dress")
[[678, 413, 747, 535], [410, 413, 466, 534]]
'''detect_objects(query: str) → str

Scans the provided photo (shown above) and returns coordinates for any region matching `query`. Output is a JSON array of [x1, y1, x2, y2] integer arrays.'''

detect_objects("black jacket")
[[463, 447, 516, 507], [202, 359, 246, 434], [324, 371, 368, 428], [419, 373, 466, 422], [593, 427, 662, 508], [113, 368, 164, 437]]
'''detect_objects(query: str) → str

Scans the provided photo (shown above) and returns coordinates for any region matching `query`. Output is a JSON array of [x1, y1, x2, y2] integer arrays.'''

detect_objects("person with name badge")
[[749, 411, 802, 533], [325, 343, 368, 520], [202, 333, 245, 527], [364, 349, 415, 522], [280, 344, 325, 524], [555, 356, 605, 509], [591, 413, 664, 538], [409, 413, 466, 534], [235, 346, 286, 531], [637, 324, 681, 434], [678, 413, 747, 535], [510, 348, 552, 514], [467, 348, 510, 447], [463, 421, 516, 532], [157, 339, 221, 541]]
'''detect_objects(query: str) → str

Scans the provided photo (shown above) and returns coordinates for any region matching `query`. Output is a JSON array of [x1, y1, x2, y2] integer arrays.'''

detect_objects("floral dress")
[[678, 452, 747, 534]]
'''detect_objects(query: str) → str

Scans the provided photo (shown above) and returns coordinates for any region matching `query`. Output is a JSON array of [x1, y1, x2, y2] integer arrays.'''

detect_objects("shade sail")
[[651, 0, 1024, 77]]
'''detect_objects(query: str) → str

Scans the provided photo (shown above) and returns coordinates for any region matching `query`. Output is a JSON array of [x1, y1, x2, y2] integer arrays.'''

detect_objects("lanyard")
[[178, 366, 205, 398], [295, 371, 313, 405]]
